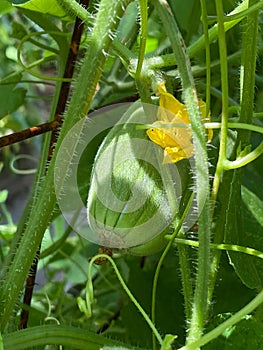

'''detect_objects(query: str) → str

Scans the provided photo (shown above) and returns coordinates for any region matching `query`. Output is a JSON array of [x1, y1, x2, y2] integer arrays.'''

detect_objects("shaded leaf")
[[168, 0, 201, 44], [0, 84, 26, 119], [11, 21, 28, 40], [213, 253, 256, 316], [9, 0, 26, 4], [244, 159, 263, 201], [102, 347, 134, 350], [204, 315, 263, 350], [242, 186, 263, 227], [225, 170, 263, 289]]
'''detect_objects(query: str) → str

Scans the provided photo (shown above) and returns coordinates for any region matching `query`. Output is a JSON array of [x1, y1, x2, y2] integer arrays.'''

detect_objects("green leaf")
[[11, 21, 28, 40], [0, 190, 8, 204], [76, 296, 92, 319], [137, 36, 159, 54], [2, 325, 131, 349], [9, 0, 26, 4], [12, 0, 73, 20], [0, 0, 13, 14], [102, 347, 133, 350], [242, 186, 263, 227], [225, 171, 263, 289], [0, 225, 17, 239], [168, 0, 201, 44], [204, 315, 263, 350], [161, 334, 177, 350], [243, 145, 263, 200], [0, 332, 3, 350], [213, 253, 256, 315], [0, 84, 26, 119]]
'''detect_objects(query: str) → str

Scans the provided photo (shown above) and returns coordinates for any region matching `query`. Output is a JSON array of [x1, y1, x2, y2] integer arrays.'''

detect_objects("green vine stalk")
[[0, 0, 131, 331], [151, 0, 211, 344], [88, 254, 164, 347], [2, 324, 130, 350]]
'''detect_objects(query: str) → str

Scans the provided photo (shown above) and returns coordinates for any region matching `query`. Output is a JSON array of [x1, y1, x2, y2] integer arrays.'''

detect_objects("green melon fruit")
[[87, 102, 180, 255]]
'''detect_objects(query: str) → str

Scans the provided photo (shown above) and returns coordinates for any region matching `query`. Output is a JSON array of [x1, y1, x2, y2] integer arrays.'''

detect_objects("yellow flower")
[[146, 82, 212, 163]]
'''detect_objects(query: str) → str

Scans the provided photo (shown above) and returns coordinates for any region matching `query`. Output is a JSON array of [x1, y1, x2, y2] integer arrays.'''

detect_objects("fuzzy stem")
[[136, 0, 148, 79], [0, 0, 131, 331], [135, 1, 152, 104], [57, 0, 91, 21], [151, 0, 211, 344], [200, 0, 211, 116], [0, 48, 67, 283], [238, 0, 259, 143], [2, 325, 127, 349], [151, 193, 194, 350], [206, 0, 230, 325], [210, 0, 229, 215], [178, 288, 263, 350]]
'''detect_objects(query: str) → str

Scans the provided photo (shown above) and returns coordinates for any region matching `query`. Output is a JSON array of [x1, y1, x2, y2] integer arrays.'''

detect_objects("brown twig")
[[18, 0, 89, 330], [0, 121, 59, 148], [0, 1, 87, 150], [48, 7, 88, 157], [18, 249, 40, 329]]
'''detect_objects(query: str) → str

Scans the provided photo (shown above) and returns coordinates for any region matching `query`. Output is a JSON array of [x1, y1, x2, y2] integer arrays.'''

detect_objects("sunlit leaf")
[[0, 0, 13, 14], [11, 0, 74, 20], [0, 190, 8, 204]]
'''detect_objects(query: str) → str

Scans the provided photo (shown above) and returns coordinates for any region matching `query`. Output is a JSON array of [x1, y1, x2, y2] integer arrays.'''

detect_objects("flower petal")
[[157, 82, 190, 124], [163, 144, 194, 164], [146, 82, 213, 164], [146, 121, 192, 149]]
